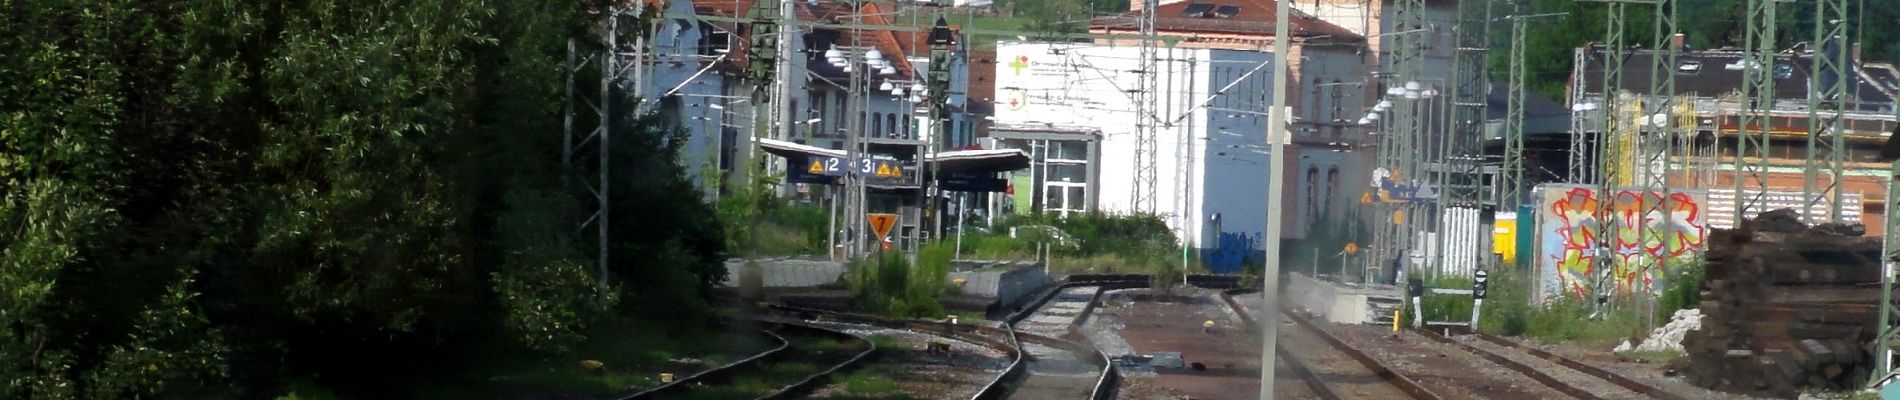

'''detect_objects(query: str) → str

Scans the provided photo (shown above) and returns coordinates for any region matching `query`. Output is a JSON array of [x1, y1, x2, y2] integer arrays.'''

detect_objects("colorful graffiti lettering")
[[1538, 187, 1707, 302], [1204, 231, 1262, 274]]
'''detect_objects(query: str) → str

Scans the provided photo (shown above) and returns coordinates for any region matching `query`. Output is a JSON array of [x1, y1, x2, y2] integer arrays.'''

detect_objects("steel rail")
[[1003, 276, 1144, 400], [1281, 309, 1444, 400], [614, 327, 789, 399], [1470, 332, 1688, 400], [1414, 328, 1607, 400], [618, 321, 874, 400], [760, 304, 1023, 400], [1218, 289, 1346, 400]]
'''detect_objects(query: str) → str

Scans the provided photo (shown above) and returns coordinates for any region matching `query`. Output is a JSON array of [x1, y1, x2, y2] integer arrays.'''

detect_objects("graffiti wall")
[[1203, 231, 1263, 274], [1535, 185, 1708, 302]]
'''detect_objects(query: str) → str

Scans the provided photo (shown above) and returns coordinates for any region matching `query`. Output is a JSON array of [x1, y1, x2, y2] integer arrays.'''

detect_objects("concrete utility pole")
[[1258, 0, 1290, 397]]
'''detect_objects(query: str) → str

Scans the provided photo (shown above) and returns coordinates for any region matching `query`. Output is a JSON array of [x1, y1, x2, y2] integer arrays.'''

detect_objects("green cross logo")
[[1008, 56, 1029, 75]]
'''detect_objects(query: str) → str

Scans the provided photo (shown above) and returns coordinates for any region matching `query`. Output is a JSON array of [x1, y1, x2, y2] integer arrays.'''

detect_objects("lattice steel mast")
[[1133, 0, 1160, 213], [1499, 11, 1563, 211], [1378, 0, 1426, 280], [1878, 107, 1900, 381], [564, 4, 648, 302], [1589, 1, 1630, 313], [1734, 0, 1784, 217], [1639, 0, 1679, 330], [1439, 0, 1491, 273], [1804, 0, 1851, 223]]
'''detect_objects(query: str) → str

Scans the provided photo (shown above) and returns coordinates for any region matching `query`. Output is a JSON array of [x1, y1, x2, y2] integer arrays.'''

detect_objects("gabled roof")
[[1574, 46, 1894, 111], [691, 0, 951, 81], [1089, 0, 1360, 40]]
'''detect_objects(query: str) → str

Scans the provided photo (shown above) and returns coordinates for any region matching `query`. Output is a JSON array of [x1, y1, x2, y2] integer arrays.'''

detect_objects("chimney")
[[1671, 33, 1685, 51]]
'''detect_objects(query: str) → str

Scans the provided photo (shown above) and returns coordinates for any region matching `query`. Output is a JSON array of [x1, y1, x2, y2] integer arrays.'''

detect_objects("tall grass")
[[852, 251, 946, 319], [1461, 265, 1667, 348]]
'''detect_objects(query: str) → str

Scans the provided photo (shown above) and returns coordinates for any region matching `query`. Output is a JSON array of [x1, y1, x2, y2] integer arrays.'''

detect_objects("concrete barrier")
[[722, 258, 846, 288], [1286, 272, 1402, 325], [948, 260, 1051, 310]]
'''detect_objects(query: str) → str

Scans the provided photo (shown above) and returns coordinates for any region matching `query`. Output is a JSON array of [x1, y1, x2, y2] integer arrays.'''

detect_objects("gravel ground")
[[1088, 288, 1267, 400], [1505, 336, 1772, 400]]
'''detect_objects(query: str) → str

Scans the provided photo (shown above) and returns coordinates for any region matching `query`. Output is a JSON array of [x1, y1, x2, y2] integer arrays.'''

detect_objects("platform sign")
[[806, 156, 904, 178], [806, 157, 844, 176], [867, 213, 898, 242]]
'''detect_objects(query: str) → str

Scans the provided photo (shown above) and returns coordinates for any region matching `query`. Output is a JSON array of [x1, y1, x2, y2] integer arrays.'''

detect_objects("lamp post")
[[823, 43, 894, 259]]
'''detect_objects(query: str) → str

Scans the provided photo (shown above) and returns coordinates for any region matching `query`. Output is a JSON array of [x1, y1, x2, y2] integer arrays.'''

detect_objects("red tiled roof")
[[1090, 0, 1360, 40], [694, 1, 952, 81]]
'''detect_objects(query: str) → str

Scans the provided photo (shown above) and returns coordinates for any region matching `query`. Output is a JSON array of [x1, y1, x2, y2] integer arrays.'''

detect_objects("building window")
[[1330, 79, 1344, 138], [872, 112, 882, 136], [886, 114, 898, 139], [1306, 167, 1319, 223], [809, 92, 825, 137], [1325, 167, 1340, 218]]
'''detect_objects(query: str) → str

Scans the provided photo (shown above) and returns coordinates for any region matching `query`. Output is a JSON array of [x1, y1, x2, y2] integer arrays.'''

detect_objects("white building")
[[991, 41, 1275, 249]]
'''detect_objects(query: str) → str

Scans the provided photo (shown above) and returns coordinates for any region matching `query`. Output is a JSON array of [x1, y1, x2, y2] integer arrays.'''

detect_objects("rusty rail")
[[1469, 332, 1688, 400], [761, 304, 1024, 400], [619, 321, 872, 400], [1413, 328, 1607, 400], [1216, 290, 1436, 400], [615, 327, 789, 399], [1218, 289, 1345, 400]]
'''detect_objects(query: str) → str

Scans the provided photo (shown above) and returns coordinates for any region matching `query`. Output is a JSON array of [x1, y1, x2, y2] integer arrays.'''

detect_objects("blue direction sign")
[[804, 156, 905, 178]]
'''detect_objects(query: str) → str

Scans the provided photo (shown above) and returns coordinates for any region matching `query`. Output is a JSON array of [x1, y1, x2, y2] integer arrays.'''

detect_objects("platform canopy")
[[751, 137, 1029, 172]]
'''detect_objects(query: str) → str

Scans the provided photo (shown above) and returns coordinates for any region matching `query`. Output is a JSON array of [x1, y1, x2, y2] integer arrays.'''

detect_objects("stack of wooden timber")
[[1678, 209, 1881, 397]]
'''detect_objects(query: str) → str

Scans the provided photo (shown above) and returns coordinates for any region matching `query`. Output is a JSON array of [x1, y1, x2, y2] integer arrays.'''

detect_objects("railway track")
[[761, 304, 1022, 400], [1219, 289, 1442, 400], [1003, 279, 1140, 400], [619, 321, 874, 400], [719, 273, 1230, 400], [1415, 327, 1686, 400]]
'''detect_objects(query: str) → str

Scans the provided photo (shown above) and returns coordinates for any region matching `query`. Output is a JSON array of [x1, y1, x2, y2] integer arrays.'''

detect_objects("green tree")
[[2, 0, 731, 396]]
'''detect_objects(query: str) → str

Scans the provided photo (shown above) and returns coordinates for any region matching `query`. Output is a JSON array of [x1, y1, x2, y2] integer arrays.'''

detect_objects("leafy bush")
[[1478, 267, 1533, 336], [1656, 261, 1705, 321]]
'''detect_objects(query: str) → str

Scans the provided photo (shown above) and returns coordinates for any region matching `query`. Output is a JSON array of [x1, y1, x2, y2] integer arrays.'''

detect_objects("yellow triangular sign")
[[808, 159, 825, 174], [876, 163, 893, 177], [888, 165, 902, 178]]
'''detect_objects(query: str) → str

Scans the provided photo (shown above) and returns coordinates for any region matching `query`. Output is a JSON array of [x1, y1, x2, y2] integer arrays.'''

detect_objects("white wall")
[[993, 41, 1273, 247]]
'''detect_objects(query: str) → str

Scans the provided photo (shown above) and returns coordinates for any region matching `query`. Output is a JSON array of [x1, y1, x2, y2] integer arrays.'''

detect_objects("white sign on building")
[[993, 41, 1276, 248]]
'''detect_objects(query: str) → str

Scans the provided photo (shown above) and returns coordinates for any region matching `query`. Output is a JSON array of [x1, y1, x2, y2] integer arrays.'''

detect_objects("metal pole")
[[955, 195, 965, 261], [1258, 0, 1290, 396], [597, 11, 616, 301]]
